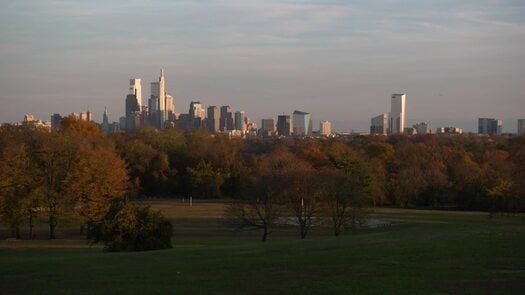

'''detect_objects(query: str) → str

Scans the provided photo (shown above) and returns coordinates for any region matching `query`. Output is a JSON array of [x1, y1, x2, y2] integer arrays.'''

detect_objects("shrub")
[[91, 200, 173, 251]]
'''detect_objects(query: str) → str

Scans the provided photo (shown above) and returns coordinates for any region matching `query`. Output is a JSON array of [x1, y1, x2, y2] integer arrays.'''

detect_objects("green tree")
[[326, 152, 373, 236], [187, 160, 224, 199], [91, 200, 173, 252]]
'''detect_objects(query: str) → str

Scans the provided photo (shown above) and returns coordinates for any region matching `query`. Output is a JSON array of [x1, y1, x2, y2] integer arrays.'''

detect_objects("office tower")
[[292, 110, 312, 136], [140, 106, 149, 127], [50, 113, 62, 131], [261, 118, 276, 133], [148, 90, 158, 127], [518, 119, 525, 136], [125, 93, 140, 131], [101, 107, 109, 132], [129, 79, 142, 107], [320, 120, 331, 136], [119, 116, 126, 131], [371, 113, 388, 135], [277, 115, 291, 136], [389, 94, 406, 134], [188, 101, 204, 128], [413, 122, 429, 135], [189, 101, 204, 119], [235, 111, 246, 131], [478, 118, 502, 135], [207, 106, 220, 133], [150, 69, 166, 128], [165, 92, 175, 122], [220, 105, 234, 131]]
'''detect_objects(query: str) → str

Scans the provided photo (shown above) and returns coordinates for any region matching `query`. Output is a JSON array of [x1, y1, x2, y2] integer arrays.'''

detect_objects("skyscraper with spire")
[[150, 69, 166, 129], [101, 107, 109, 132], [158, 69, 166, 128]]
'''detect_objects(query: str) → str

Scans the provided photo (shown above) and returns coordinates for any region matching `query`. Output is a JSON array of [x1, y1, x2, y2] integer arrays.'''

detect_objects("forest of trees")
[[1, 116, 525, 242]]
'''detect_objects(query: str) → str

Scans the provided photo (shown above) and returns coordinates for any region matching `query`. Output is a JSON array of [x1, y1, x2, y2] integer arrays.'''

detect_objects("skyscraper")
[[129, 79, 142, 107], [189, 101, 204, 119], [150, 69, 166, 129], [235, 111, 246, 132], [207, 106, 220, 133], [371, 113, 388, 135], [478, 118, 502, 135], [277, 115, 291, 136], [389, 94, 406, 134], [165, 92, 175, 122], [101, 107, 109, 132], [125, 94, 140, 131], [518, 119, 525, 136], [188, 101, 205, 128], [220, 105, 234, 131], [292, 110, 312, 136], [261, 118, 276, 133]]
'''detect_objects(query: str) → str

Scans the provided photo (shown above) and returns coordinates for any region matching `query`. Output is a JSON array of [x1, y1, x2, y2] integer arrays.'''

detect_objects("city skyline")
[[1, 1, 524, 132]]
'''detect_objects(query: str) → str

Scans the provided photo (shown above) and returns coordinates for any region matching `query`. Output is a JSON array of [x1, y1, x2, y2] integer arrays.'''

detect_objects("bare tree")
[[282, 163, 321, 239], [226, 147, 294, 242]]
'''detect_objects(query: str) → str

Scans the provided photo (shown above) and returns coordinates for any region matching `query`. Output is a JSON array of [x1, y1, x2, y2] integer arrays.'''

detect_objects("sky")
[[1, 0, 524, 132]]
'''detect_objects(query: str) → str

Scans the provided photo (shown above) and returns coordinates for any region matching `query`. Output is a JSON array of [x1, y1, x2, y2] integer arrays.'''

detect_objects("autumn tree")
[[0, 144, 41, 238], [64, 146, 128, 238]]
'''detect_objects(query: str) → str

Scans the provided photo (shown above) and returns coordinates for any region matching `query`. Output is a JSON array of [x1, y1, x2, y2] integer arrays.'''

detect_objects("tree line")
[[1, 117, 524, 243]]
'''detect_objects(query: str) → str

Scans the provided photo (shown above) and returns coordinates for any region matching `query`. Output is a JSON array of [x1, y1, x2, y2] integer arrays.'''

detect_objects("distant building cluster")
[[368, 93, 522, 136], [115, 69, 331, 138], [5, 69, 524, 137], [370, 94, 408, 135]]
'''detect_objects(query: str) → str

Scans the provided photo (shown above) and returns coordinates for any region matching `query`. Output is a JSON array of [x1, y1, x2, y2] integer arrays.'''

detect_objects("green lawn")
[[1, 202, 524, 294]]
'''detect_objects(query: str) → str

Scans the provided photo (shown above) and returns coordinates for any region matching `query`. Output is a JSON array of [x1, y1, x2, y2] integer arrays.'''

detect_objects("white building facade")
[[389, 94, 406, 134]]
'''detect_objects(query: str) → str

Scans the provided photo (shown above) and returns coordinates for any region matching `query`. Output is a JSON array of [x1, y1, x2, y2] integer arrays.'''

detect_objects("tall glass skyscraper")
[[292, 110, 312, 136], [389, 94, 406, 134]]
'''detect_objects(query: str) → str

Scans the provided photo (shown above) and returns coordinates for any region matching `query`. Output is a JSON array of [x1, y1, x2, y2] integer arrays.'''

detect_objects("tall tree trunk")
[[29, 209, 35, 239], [86, 222, 92, 240], [49, 214, 57, 239], [261, 226, 268, 242]]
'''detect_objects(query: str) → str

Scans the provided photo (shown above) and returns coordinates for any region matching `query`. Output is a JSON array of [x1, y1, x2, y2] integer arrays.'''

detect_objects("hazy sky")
[[1, 0, 524, 132]]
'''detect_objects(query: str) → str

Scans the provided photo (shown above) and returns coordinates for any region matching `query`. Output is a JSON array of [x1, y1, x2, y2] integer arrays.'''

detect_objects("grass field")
[[1, 200, 524, 294]]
